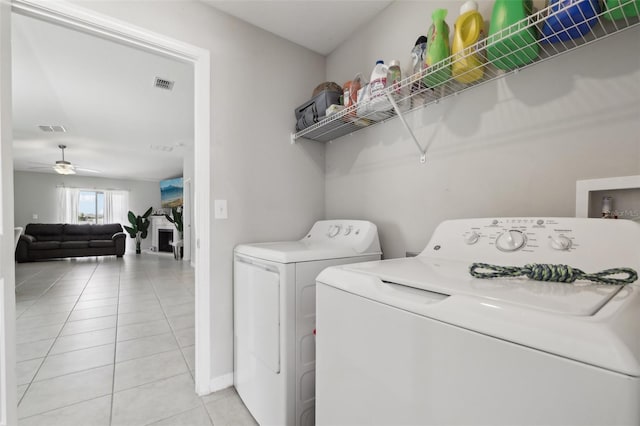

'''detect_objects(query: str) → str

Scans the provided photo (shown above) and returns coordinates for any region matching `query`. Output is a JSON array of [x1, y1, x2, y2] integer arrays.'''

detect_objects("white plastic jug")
[[369, 60, 392, 114]]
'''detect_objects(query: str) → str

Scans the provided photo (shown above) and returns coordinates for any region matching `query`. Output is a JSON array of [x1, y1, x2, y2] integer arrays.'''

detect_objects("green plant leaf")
[[142, 207, 153, 218], [128, 211, 136, 226], [123, 225, 136, 238]]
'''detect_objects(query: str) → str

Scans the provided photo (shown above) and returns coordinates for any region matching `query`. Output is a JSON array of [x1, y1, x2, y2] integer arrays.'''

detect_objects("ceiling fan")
[[28, 144, 100, 175]]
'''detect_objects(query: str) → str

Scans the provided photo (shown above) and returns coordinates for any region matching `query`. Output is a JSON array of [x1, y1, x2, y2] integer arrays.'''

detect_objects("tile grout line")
[[17, 262, 100, 407], [148, 268, 195, 382], [108, 258, 123, 426], [148, 264, 215, 425]]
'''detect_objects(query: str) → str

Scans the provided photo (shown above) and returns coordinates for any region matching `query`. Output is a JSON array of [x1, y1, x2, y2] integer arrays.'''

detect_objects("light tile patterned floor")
[[15, 254, 257, 426]]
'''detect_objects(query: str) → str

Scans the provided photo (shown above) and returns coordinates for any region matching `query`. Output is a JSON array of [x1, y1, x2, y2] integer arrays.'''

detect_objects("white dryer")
[[234, 220, 381, 426], [316, 217, 640, 426]]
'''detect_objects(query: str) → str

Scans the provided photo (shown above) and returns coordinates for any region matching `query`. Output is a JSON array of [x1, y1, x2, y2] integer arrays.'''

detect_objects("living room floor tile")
[[116, 319, 172, 342], [115, 332, 178, 363], [114, 349, 189, 392], [60, 315, 117, 336], [50, 328, 116, 355], [12, 257, 256, 426], [149, 405, 213, 426], [68, 305, 118, 322], [111, 373, 201, 426], [35, 343, 115, 381], [18, 365, 113, 418], [16, 339, 55, 362], [18, 395, 111, 426]]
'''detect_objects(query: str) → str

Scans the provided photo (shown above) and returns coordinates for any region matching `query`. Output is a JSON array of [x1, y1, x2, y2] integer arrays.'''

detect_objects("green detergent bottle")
[[487, 0, 539, 71], [424, 8, 451, 87], [603, 0, 640, 20]]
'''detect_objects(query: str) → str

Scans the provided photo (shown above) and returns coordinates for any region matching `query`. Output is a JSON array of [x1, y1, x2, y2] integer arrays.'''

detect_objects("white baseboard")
[[209, 373, 234, 393]]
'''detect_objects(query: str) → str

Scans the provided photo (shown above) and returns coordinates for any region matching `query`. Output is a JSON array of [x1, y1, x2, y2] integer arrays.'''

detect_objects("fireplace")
[[158, 229, 174, 253]]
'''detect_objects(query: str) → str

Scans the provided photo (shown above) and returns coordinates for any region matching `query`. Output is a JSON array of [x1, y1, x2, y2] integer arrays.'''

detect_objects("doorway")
[[2, 1, 212, 424]]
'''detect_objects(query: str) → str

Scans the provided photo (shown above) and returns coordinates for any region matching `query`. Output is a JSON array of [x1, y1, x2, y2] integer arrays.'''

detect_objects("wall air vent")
[[38, 125, 67, 133], [154, 77, 175, 90], [150, 144, 174, 152]]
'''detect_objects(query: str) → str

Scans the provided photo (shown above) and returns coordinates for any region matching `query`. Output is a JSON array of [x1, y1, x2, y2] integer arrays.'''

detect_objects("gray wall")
[[74, 1, 326, 382], [14, 171, 161, 252], [325, 0, 640, 259]]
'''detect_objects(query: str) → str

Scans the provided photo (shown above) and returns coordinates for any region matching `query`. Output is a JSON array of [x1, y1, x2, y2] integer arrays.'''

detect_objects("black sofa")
[[16, 223, 126, 263]]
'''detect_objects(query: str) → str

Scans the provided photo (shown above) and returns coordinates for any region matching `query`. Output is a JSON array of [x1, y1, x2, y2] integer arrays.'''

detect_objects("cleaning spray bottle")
[[487, 0, 539, 70], [424, 8, 451, 88], [452, 1, 485, 84]]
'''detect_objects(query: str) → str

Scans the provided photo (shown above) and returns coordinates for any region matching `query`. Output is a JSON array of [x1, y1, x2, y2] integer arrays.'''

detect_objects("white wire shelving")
[[291, 1, 640, 163]]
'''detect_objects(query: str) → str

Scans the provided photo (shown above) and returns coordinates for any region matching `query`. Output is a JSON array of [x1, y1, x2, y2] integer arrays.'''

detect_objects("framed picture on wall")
[[160, 177, 183, 208]]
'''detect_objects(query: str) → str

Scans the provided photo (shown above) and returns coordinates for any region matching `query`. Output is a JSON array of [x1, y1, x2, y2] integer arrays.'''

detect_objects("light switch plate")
[[32, 214, 38, 220], [214, 199, 228, 219]]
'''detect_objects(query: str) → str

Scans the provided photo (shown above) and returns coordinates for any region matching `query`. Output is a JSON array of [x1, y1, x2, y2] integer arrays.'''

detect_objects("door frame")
[[8, 0, 213, 407]]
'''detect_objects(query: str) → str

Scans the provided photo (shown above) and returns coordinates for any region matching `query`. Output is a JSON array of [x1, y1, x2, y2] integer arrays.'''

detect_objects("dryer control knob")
[[550, 235, 572, 251], [464, 232, 480, 245], [344, 225, 353, 236], [327, 225, 341, 238], [495, 230, 526, 252]]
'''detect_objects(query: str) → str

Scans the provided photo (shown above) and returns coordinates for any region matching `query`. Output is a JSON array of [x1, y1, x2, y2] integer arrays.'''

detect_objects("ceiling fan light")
[[54, 162, 76, 175]]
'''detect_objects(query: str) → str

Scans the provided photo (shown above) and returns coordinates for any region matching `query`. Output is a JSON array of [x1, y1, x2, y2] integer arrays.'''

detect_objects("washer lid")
[[234, 220, 381, 263], [318, 259, 640, 376], [343, 257, 623, 316], [235, 241, 377, 264]]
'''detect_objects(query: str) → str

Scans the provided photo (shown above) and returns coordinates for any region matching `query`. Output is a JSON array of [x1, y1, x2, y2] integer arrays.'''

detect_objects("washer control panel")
[[460, 218, 580, 253], [427, 217, 640, 269], [303, 220, 382, 255]]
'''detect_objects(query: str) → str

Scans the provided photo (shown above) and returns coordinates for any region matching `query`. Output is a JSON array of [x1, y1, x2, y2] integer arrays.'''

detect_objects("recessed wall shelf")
[[291, 1, 640, 163]]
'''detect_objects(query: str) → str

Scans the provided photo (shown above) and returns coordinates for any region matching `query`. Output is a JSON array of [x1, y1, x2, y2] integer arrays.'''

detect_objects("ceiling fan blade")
[[75, 167, 101, 173]]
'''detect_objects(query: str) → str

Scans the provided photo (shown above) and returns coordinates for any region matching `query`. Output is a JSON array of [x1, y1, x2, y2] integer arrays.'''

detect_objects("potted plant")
[[165, 206, 184, 259], [124, 207, 152, 254]]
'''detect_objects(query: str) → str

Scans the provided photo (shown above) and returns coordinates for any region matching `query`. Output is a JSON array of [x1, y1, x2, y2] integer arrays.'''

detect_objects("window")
[[78, 190, 105, 224]]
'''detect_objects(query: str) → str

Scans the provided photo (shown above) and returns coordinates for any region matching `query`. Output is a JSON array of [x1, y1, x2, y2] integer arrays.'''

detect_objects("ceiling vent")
[[38, 125, 67, 133], [154, 77, 175, 91], [150, 144, 174, 152]]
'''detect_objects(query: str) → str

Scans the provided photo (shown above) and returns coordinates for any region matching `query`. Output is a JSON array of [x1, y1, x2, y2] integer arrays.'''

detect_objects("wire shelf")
[[293, 1, 640, 145]]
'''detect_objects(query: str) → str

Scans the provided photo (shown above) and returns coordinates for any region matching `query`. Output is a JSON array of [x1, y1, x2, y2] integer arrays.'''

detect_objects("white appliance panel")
[[316, 284, 640, 426], [234, 220, 382, 426], [316, 217, 640, 425]]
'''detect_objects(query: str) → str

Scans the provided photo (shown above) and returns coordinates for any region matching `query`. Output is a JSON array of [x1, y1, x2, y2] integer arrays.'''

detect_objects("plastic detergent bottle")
[[487, 0, 539, 70], [542, 0, 600, 43], [424, 8, 451, 88], [369, 60, 388, 99], [452, 1, 485, 84], [603, 0, 640, 20], [388, 60, 402, 95]]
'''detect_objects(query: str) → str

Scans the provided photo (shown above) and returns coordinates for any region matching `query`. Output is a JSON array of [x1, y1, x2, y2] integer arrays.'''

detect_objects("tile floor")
[[14, 254, 257, 426]]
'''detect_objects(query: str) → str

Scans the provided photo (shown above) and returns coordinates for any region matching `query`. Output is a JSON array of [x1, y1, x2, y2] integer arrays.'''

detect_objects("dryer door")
[[235, 256, 280, 373]]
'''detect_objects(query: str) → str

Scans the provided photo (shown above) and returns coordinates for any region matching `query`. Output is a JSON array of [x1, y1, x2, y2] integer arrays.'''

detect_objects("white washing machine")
[[316, 217, 640, 426], [234, 220, 381, 426]]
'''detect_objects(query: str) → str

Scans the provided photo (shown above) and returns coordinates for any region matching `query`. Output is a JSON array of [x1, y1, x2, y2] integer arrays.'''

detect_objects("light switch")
[[32, 214, 38, 220], [214, 199, 228, 219]]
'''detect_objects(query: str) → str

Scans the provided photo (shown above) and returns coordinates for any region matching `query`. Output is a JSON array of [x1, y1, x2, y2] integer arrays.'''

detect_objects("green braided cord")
[[469, 263, 638, 285]]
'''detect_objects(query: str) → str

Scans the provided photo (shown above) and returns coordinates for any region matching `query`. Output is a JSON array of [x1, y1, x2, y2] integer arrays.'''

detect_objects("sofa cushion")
[[60, 241, 90, 249], [89, 240, 115, 248], [63, 224, 92, 241], [30, 241, 61, 250], [24, 224, 64, 242], [91, 224, 123, 240]]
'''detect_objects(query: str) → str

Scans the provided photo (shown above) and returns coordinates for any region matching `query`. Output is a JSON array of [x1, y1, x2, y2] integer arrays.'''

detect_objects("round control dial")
[[343, 225, 353, 236], [495, 230, 527, 252], [550, 235, 572, 251], [327, 225, 341, 238], [464, 231, 480, 245]]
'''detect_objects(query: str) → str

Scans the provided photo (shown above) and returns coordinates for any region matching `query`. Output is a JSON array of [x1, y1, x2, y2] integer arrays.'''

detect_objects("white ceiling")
[[11, 1, 391, 182], [11, 13, 194, 182], [202, 0, 393, 55]]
